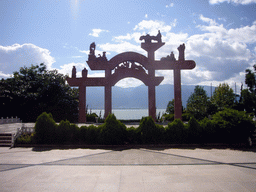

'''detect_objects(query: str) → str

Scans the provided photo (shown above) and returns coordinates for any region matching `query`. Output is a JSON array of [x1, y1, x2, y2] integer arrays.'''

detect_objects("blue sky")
[[1, 0, 256, 90]]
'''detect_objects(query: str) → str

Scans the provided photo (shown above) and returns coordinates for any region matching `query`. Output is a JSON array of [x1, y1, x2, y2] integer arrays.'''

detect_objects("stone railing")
[[0, 117, 21, 124], [21, 124, 34, 134], [11, 124, 35, 147]]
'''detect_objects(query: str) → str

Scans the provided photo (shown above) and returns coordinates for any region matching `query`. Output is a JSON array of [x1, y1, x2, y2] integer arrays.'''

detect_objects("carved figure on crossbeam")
[[160, 51, 176, 61]]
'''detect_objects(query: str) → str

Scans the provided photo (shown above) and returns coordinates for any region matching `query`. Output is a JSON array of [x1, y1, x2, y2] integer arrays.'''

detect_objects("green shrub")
[[163, 114, 174, 122], [138, 116, 163, 144], [156, 124, 166, 144], [127, 127, 141, 144], [85, 125, 101, 144], [79, 126, 88, 144], [187, 117, 203, 143], [34, 112, 57, 144], [16, 133, 35, 144], [166, 119, 187, 143], [56, 120, 71, 144], [199, 117, 217, 143], [99, 114, 127, 145], [86, 113, 98, 122], [212, 108, 255, 144], [69, 124, 80, 143], [182, 113, 193, 121]]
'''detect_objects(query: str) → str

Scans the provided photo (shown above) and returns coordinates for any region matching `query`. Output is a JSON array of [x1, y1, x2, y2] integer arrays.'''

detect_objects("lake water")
[[90, 109, 166, 120]]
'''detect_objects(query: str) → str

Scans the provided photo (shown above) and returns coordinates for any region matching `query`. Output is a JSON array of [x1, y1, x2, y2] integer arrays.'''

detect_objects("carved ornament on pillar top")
[[72, 66, 76, 78], [178, 43, 185, 61], [140, 30, 165, 53], [82, 68, 88, 78]]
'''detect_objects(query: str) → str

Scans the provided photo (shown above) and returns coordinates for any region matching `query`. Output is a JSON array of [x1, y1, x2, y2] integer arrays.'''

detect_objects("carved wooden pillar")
[[104, 69, 112, 118], [104, 85, 112, 118], [174, 69, 182, 120], [148, 85, 156, 121], [79, 85, 86, 123]]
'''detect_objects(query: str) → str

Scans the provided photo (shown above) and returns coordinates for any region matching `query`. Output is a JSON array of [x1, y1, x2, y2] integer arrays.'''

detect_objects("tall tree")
[[186, 86, 209, 119], [241, 64, 256, 114], [166, 99, 175, 114], [211, 83, 235, 110], [245, 65, 256, 94], [0, 63, 78, 122]]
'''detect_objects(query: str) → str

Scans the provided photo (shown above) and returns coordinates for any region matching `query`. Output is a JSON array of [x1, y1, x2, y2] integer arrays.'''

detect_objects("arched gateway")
[[67, 31, 196, 122]]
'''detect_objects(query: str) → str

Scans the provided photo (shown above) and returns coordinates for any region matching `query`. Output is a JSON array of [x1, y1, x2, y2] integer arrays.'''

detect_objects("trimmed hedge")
[[34, 112, 57, 144], [98, 114, 127, 145], [23, 109, 255, 146]]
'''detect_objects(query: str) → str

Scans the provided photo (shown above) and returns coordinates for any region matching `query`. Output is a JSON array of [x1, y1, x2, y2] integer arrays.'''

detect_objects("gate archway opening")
[[112, 78, 148, 120]]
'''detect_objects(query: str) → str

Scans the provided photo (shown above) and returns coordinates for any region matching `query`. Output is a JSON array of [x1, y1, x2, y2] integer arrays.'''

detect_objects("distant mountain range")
[[86, 84, 215, 110]]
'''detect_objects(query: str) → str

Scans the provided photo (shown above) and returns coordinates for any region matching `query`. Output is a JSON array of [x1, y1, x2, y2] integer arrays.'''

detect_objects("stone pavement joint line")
[[1, 149, 256, 171]]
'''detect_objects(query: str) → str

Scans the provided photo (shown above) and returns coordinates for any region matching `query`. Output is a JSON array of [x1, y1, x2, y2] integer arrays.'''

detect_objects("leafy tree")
[[166, 99, 174, 114], [245, 65, 256, 94], [240, 89, 255, 113], [0, 63, 78, 122], [240, 65, 256, 114], [211, 83, 235, 111], [166, 99, 185, 116], [186, 86, 209, 119]]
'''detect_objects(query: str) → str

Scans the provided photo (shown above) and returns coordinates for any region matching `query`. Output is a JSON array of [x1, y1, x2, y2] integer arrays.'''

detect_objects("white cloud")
[[89, 29, 109, 37], [166, 3, 174, 8], [218, 17, 227, 22], [133, 20, 176, 34], [145, 14, 148, 18], [112, 32, 143, 43], [209, 0, 256, 4], [0, 43, 55, 78], [199, 14, 218, 26], [0, 71, 11, 78], [98, 42, 144, 54]]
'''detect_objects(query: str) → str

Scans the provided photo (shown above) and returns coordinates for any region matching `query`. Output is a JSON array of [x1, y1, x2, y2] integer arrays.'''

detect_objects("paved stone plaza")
[[0, 147, 256, 192]]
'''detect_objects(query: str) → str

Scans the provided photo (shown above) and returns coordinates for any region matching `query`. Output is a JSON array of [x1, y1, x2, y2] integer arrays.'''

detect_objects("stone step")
[[0, 143, 11, 147], [0, 133, 12, 147], [0, 136, 12, 140]]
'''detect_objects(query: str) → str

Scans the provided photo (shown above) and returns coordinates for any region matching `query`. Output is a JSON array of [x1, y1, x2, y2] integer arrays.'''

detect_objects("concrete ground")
[[0, 147, 256, 192]]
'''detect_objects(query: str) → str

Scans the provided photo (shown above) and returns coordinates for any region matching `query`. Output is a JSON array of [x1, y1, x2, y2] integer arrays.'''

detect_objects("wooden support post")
[[174, 69, 182, 120], [79, 86, 86, 123]]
